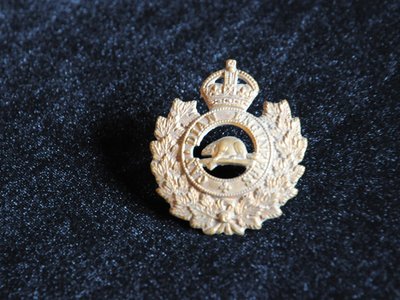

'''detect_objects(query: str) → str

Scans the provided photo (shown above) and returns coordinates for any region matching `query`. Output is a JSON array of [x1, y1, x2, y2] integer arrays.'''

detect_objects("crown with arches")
[[200, 60, 259, 111]]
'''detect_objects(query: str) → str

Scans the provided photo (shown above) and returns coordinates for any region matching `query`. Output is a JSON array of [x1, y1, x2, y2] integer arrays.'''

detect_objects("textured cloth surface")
[[1, 0, 399, 298]]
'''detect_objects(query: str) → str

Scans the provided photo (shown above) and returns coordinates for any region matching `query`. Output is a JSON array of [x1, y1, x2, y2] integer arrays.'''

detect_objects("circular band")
[[180, 108, 272, 197]]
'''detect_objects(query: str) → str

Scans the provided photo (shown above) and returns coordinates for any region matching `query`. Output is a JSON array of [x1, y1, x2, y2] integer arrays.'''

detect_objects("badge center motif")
[[181, 109, 272, 197], [151, 60, 307, 235]]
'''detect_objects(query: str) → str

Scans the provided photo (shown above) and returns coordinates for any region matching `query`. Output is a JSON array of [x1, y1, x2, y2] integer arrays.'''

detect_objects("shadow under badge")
[[150, 60, 307, 235]]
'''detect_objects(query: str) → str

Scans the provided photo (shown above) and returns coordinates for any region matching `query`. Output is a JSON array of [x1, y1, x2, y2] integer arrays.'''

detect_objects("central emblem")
[[151, 60, 307, 235]]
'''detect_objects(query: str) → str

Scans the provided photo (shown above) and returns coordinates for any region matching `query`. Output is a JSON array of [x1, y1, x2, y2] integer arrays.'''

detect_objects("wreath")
[[150, 99, 307, 235]]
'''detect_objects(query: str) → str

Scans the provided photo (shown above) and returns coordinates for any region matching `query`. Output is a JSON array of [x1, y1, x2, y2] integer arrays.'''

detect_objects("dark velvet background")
[[1, 0, 399, 298]]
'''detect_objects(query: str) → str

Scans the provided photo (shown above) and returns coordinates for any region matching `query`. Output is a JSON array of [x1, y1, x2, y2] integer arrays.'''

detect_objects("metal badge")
[[150, 60, 307, 235]]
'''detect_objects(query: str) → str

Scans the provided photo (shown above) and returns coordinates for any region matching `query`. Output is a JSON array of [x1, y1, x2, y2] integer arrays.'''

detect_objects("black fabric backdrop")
[[1, 0, 399, 299]]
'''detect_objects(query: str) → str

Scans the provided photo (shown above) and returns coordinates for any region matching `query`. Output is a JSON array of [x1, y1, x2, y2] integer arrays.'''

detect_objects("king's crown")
[[200, 60, 259, 111]]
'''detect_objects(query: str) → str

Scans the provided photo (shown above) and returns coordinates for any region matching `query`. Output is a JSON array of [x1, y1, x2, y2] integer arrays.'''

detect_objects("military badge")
[[150, 60, 307, 235]]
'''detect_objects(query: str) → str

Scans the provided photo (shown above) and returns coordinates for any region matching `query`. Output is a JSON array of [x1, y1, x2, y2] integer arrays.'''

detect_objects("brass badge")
[[150, 60, 307, 235]]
